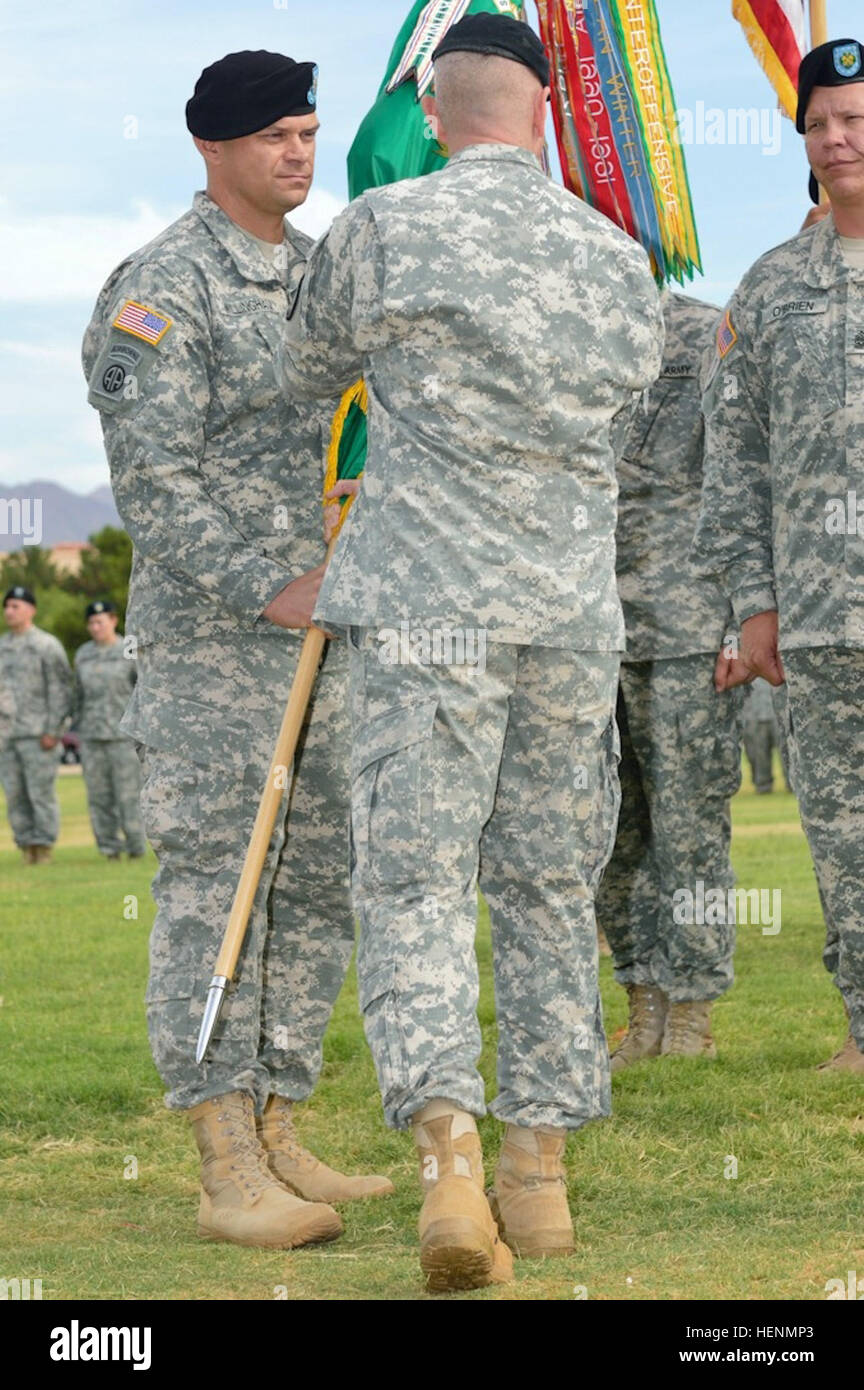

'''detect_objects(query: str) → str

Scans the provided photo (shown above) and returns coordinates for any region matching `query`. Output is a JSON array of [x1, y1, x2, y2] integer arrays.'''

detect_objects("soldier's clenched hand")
[[740, 611, 785, 687], [262, 566, 328, 630]]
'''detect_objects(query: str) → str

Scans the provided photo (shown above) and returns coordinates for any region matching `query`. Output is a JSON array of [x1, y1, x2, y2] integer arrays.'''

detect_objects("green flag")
[[329, 1, 527, 484]]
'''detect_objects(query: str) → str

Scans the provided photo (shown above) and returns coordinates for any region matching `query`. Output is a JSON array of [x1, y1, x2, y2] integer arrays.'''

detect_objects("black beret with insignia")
[[433, 13, 550, 89], [86, 600, 117, 619], [4, 586, 36, 607], [797, 38, 864, 132], [186, 50, 319, 140]]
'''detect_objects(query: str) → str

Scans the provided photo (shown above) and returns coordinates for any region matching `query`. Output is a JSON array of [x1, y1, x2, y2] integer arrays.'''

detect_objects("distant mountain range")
[[0, 481, 122, 549]]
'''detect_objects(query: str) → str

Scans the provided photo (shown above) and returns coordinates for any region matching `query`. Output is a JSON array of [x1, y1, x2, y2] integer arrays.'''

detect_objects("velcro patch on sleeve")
[[716, 310, 738, 360], [87, 331, 160, 415], [112, 300, 173, 345]]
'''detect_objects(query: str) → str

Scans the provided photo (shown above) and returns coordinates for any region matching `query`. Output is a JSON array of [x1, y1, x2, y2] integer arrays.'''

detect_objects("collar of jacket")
[[192, 191, 310, 285], [447, 142, 544, 173], [803, 214, 850, 290]]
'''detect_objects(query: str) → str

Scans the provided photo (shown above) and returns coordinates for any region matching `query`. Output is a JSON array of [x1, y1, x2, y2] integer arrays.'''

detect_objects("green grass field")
[[1, 765, 861, 1302]]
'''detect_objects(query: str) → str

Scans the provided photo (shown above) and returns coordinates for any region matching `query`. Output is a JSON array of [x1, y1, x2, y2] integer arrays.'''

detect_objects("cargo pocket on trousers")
[[351, 698, 438, 895], [139, 756, 200, 859], [357, 960, 409, 1097], [677, 695, 742, 804], [584, 717, 622, 894]]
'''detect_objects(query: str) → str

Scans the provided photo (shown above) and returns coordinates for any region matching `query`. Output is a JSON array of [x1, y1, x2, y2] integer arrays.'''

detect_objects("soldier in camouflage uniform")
[[0, 586, 73, 864], [695, 39, 864, 1074], [72, 600, 146, 860], [83, 50, 392, 1251], [280, 14, 663, 1289], [596, 293, 746, 1071], [741, 676, 789, 794]]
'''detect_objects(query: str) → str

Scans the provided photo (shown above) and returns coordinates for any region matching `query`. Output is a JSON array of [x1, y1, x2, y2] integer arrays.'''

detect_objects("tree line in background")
[[0, 527, 132, 659]]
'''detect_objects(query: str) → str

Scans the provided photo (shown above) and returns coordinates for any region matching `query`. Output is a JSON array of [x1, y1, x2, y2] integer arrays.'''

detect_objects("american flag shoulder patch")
[[717, 310, 738, 360], [113, 300, 173, 346]]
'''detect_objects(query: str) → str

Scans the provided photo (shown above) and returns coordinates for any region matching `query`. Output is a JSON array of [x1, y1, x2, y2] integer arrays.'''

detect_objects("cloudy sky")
[[1, 0, 859, 493]]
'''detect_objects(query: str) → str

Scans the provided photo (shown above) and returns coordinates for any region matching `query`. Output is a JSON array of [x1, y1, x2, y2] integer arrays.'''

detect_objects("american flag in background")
[[732, 0, 808, 120], [113, 300, 172, 345]]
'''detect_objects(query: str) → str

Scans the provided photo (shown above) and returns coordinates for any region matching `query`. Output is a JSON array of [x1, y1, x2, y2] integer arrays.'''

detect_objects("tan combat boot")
[[610, 984, 668, 1073], [32, 846, 52, 864], [489, 1125, 574, 1258], [188, 1092, 343, 1249], [413, 1100, 513, 1292], [21, 847, 36, 865], [258, 1095, 394, 1201], [597, 926, 612, 957], [816, 1032, 864, 1073], [661, 1000, 717, 1057]]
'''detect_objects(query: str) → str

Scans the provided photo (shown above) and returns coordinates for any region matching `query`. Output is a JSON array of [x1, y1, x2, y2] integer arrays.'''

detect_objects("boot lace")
[[216, 1102, 273, 1201]]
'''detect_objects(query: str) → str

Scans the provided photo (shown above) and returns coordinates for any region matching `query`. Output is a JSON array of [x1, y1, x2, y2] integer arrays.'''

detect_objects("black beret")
[[797, 38, 864, 132], [433, 13, 550, 89], [86, 600, 117, 619], [4, 586, 35, 607], [186, 50, 319, 140]]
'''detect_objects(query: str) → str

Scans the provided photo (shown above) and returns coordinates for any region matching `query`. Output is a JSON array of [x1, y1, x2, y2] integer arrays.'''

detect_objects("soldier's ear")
[[193, 135, 224, 168], [533, 86, 548, 144]]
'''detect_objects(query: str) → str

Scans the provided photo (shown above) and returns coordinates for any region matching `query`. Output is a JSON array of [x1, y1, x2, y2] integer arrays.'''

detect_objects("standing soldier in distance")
[[695, 38, 864, 1074], [72, 600, 146, 860], [280, 13, 663, 1289], [597, 293, 748, 1070], [83, 50, 393, 1250], [0, 586, 72, 865]]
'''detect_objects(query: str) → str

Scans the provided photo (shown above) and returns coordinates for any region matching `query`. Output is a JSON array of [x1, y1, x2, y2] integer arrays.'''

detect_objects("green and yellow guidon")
[[325, 379, 367, 541]]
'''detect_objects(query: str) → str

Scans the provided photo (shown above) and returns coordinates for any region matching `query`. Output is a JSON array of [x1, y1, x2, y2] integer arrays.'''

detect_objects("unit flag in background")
[[535, 2, 701, 285], [732, 0, 808, 119]]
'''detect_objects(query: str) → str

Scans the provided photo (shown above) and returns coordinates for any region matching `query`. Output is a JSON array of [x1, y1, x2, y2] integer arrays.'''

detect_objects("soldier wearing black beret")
[[82, 47, 391, 1250], [1, 585, 72, 863], [73, 599, 144, 862]]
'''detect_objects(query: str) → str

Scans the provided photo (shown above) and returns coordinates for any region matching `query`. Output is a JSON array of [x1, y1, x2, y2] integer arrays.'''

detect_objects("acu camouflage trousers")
[[348, 629, 620, 1131], [80, 738, 145, 856], [596, 654, 741, 1003], [783, 648, 864, 1048], [133, 639, 354, 1111], [0, 737, 61, 848]]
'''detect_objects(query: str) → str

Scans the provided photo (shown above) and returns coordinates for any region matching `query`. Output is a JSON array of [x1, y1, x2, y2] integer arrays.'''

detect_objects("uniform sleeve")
[[692, 294, 777, 623], [44, 639, 74, 736], [70, 654, 84, 730], [84, 263, 296, 624], [280, 201, 385, 401]]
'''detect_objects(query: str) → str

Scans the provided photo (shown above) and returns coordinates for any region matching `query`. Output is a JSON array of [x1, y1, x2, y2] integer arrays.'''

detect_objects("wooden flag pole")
[[809, 0, 828, 50], [810, 1, 830, 203], [194, 541, 337, 1064]]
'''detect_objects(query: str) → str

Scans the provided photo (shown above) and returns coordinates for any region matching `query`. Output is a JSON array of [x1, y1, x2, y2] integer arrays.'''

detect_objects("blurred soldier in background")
[[741, 676, 791, 794], [0, 586, 72, 864], [73, 600, 146, 860], [597, 293, 747, 1071]]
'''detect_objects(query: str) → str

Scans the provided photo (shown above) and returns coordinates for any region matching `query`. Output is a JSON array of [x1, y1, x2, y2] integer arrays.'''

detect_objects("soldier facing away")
[[72, 600, 146, 860], [0, 586, 73, 865], [695, 38, 864, 1074], [83, 49, 392, 1250], [280, 12, 663, 1290], [597, 292, 747, 1071]]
